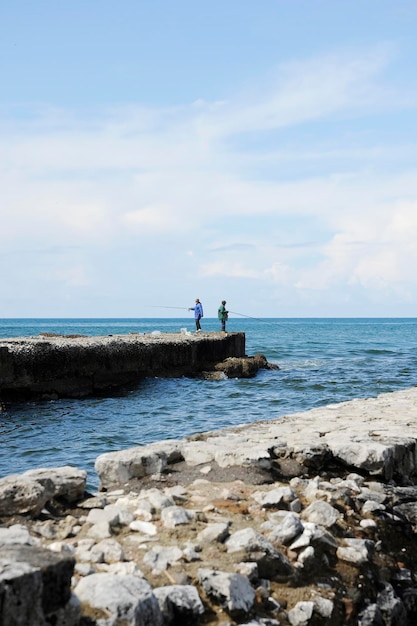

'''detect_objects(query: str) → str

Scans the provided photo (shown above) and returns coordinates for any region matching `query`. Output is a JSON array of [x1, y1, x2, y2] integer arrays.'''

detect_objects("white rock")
[[197, 522, 230, 544], [0, 524, 35, 546], [90, 538, 125, 564], [23, 466, 86, 503], [266, 512, 303, 545], [154, 585, 204, 623], [161, 506, 193, 528], [198, 568, 255, 613], [87, 521, 112, 541], [360, 519, 377, 529], [48, 541, 75, 555], [75, 573, 163, 625], [313, 595, 334, 618], [253, 486, 297, 508], [288, 600, 314, 625], [337, 538, 374, 565], [129, 520, 158, 535], [139, 488, 175, 510], [86, 506, 119, 527], [143, 545, 183, 574], [301, 500, 341, 528]]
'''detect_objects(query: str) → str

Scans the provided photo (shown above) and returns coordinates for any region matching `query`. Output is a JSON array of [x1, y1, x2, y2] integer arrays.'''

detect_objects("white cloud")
[[1, 45, 417, 315]]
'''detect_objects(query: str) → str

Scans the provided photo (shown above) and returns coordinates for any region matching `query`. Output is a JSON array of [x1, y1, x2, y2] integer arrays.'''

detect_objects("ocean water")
[[1, 317, 417, 489]]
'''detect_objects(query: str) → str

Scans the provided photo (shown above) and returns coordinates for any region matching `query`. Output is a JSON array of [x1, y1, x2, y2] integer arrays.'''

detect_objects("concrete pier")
[[0, 332, 245, 401]]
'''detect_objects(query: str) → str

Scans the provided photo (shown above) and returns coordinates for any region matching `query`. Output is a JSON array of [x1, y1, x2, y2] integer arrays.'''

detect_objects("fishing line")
[[147, 305, 189, 311], [228, 311, 271, 323], [148, 304, 276, 324], [148, 305, 274, 324]]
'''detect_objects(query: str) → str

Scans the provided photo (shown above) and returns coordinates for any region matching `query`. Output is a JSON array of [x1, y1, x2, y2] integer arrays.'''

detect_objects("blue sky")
[[1, 1, 417, 318]]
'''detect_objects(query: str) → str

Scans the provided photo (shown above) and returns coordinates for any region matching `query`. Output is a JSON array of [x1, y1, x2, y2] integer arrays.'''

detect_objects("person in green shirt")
[[218, 300, 228, 332]]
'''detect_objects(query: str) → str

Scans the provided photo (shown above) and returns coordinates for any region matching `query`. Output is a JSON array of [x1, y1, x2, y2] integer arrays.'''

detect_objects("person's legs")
[[196, 316, 201, 331], [221, 320, 226, 332]]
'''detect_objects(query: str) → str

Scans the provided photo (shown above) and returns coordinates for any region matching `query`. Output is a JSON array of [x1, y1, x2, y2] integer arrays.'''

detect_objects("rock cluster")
[[2, 387, 417, 625]]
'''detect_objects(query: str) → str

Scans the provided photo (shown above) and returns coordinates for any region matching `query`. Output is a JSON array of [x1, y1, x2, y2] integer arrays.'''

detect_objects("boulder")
[[74, 573, 163, 625]]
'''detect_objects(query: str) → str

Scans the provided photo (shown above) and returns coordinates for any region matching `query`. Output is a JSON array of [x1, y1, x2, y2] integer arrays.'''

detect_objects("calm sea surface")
[[1, 317, 416, 489]]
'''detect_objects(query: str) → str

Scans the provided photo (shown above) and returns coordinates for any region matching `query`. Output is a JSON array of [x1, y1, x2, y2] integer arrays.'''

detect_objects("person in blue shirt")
[[189, 298, 204, 332]]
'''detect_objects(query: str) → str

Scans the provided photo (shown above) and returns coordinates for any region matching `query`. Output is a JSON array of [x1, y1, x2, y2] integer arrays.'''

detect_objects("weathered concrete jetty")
[[2, 388, 417, 625], [0, 332, 249, 402]]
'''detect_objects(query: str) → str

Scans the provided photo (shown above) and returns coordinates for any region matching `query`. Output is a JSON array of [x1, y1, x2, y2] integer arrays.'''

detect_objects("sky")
[[1, 1, 417, 319]]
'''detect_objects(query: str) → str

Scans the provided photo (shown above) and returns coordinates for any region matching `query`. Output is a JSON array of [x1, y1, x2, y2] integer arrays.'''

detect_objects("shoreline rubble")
[[2, 387, 417, 624]]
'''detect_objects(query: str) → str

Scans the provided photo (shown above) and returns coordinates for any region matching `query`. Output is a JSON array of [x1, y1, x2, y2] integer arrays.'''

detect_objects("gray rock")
[[393, 501, 417, 526], [0, 524, 36, 546], [329, 440, 397, 479], [161, 505, 193, 528], [23, 466, 86, 503], [198, 568, 255, 614], [253, 486, 297, 508], [358, 603, 384, 626], [95, 447, 168, 487], [0, 543, 74, 625], [129, 520, 158, 535], [266, 512, 303, 545], [0, 475, 49, 517], [301, 500, 341, 528], [289, 522, 338, 555], [33, 515, 77, 540], [90, 538, 125, 564], [376, 583, 407, 626], [313, 595, 334, 618], [287, 600, 314, 625], [143, 545, 183, 574], [139, 487, 175, 510], [86, 506, 120, 527], [197, 522, 230, 544], [75, 573, 163, 625], [362, 500, 386, 514], [154, 584, 204, 624], [337, 538, 374, 566], [87, 520, 112, 541], [225, 527, 293, 580], [47, 592, 81, 626]]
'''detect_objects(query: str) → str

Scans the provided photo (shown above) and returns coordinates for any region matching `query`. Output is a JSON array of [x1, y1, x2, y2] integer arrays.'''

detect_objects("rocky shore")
[[2, 387, 417, 625]]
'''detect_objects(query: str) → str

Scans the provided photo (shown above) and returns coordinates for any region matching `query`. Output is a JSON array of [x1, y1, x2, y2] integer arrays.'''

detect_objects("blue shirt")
[[191, 302, 203, 318]]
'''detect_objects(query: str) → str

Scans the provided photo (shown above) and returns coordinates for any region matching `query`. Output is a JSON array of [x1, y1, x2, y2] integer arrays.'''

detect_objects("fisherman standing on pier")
[[218, 300, 228, 332], [189, 298, 204, 332]]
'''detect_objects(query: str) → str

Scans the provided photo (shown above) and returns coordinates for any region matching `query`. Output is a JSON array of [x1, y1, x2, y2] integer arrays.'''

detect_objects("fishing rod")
[[228, 311, 271, 323], [147, 305, 189, 311], [148, 305, 271, 323]]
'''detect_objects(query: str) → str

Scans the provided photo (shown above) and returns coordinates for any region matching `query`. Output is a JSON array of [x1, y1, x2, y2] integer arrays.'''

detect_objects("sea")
[[1, 317, 416, 489]]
